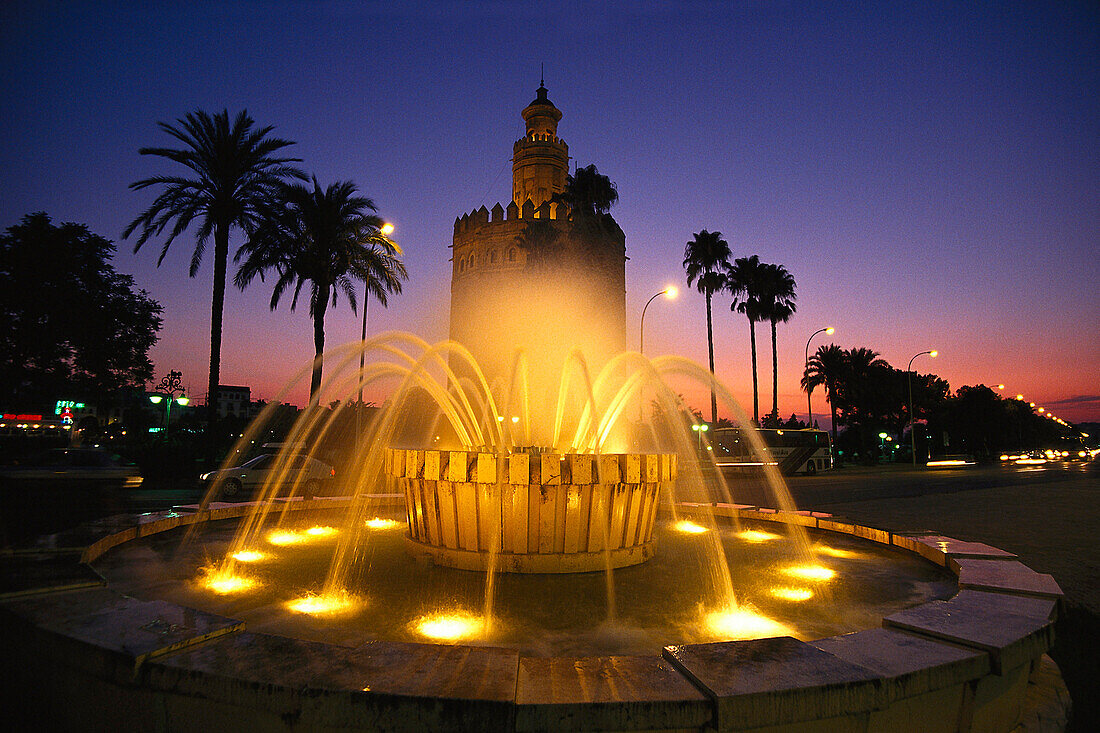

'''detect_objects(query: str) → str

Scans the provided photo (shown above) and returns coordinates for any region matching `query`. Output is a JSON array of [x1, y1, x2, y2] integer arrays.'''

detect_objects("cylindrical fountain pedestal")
[[386, 449, 675, 573]]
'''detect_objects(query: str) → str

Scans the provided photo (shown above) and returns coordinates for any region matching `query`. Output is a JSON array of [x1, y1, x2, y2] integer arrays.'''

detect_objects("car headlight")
[[200, 472, 212, 481]]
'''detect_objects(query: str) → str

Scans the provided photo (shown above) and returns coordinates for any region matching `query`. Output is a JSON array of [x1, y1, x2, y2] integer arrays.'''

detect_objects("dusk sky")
[[3, 1, 1097, 423]]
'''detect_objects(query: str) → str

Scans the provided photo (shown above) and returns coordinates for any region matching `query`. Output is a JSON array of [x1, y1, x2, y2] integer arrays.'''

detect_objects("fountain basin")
[[391, 449, 674, 572], [0, 499, 1067, 731]]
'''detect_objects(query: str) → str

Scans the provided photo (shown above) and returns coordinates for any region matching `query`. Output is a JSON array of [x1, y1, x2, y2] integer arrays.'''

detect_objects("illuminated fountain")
[[100, 334, 945, 654], [9, 334, 1062, 730]]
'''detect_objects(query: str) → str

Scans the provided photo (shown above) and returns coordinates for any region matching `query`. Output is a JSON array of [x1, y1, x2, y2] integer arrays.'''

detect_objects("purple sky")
[[3, 1, 1097, 422]]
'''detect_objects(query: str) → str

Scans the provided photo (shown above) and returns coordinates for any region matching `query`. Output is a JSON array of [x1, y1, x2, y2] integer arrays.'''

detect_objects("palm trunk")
[[705, 291, 717, 425], [749, 319, 759, 425], [206, 222, 228, 467], [770, 319, 779, 421], [829, 397, 839, 463], [310, 286, 329, 404]]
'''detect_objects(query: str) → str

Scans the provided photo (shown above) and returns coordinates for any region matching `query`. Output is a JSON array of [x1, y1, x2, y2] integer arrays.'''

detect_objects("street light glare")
[[148, 395, 163, 404], [664, 285, 678, 299], [929, 350, 938, 358], [825, 327, 835, 335], [380, 222, 395, 236]]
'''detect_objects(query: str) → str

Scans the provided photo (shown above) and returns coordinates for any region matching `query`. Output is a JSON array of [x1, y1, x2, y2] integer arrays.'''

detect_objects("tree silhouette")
[[801, 343, 847, 448], [759, 263, 797, 422], [726, 254, 768, 423], [124, 109, 303, 459], [235, 178, 406, 401], [683, 230, 731, 424]]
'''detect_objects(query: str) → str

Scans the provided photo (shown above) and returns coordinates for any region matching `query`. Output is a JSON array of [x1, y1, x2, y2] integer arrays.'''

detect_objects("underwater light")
[[737, 529, 781, 543], [702, 605, 794, 640], [782, 564, 836, 582], [414, 612, 484, 641], [672, 520, 708, 534]]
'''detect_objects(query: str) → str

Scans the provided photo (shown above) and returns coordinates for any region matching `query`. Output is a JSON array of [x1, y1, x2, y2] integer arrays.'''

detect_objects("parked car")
[[200, 453, 335, 499]]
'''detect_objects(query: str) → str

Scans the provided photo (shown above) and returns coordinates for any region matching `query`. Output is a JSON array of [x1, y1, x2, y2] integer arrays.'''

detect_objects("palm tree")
[[552, 163, 618, 220], [683, 230, 731, 424], [726, 254, 768, 424], [124, 109, 303, 457], [234, 178, 407, 401], [759, 264, 797, 422], [801, 344, 847, 447]]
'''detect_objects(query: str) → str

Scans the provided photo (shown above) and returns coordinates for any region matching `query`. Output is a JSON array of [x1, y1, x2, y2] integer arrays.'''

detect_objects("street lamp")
[[357, 222, 395, 436], [691, 422, 710, 451], [640, 286, 678, 356], [804, 327, 835, 427], [149, 370, 188, 429], [907, 350, 938, 466]]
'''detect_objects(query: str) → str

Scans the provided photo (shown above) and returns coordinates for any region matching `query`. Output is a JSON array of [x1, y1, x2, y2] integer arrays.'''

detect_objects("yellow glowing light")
[[414, 612, 484, 641], [929, 350, 938, 358], [782, 564, 836, 582], [664, 285, 678, 299], [267, 530, 305, 546], [365, 517, 400, 530], [737, 529, 781, 543], [703, 605, 794, 640], [926, 459, 974, 467], [672, 519, 709, 534], [997, 384, 1005, 390], [201, 571, 256, 595], [380, 222, 395, 236], [305, 525, 338, 537], [1000, 454, 1009, 461], [1016, 394, 1024, 400], [231, 550, 266, 563], [286, 592, 357, 615], [825, 327, 835, 334], [814, 544, 860, 559], [771, 587, 814, 602]]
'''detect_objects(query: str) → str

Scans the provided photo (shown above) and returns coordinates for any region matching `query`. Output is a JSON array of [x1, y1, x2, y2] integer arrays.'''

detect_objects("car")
[[200, 453, 335, 499], [0, 448, 143, 543], [0, 448, 143, 488]]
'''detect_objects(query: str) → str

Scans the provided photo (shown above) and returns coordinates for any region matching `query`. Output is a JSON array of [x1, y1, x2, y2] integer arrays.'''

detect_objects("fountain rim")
[[3, 496, 1064, 732]]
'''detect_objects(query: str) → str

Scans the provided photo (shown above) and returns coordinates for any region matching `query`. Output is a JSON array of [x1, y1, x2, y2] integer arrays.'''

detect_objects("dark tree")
[[124, 109, 303, 459], [0, 213, 162, 409], [235, 178, 406, 401], [726, 254, 768, 423], [683, 230, 731, 424]]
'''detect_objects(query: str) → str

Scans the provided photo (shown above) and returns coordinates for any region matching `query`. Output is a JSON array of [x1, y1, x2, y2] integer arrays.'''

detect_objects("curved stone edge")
[[0, 498, 1067, 732]]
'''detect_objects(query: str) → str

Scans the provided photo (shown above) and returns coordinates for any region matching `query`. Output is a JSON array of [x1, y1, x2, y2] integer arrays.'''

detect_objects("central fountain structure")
[[392, 448, 673, 573]]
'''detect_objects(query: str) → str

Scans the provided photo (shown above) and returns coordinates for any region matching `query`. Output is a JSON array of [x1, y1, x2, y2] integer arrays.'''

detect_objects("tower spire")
[[540, 62, 544, 88]]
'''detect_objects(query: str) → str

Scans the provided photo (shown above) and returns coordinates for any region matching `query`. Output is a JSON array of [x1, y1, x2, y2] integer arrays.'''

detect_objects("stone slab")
[[663, 636, 884, 729], [1, 587, 242, 671], [883, 590, 1056, 675], [0, 551, 105, 598], [157, 633, 519, 730], [811, 627, 989, 699], [515, 655, 711, 731], [951, 558, 1064, 599], [906, 535, 1017, 567]]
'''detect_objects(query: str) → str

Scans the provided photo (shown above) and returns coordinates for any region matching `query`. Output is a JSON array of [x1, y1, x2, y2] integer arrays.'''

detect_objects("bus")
[[710, 427, 833, 475]]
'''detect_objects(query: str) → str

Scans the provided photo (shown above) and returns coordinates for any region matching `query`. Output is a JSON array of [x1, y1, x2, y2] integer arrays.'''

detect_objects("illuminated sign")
[[2, 414, 43, 421], [55, 400, 86, 415]]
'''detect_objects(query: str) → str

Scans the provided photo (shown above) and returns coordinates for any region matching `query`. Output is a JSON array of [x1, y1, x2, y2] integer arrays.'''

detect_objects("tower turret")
[[512, 83, 569, 208]]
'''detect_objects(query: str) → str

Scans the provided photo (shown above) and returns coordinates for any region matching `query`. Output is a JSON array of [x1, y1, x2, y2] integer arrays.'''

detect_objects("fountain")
[[0, 335, 1066, 731]]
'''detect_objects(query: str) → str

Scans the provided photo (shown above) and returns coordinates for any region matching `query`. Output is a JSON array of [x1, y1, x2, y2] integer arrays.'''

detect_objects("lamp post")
[[149, 370, 189, 429], [357, 222, 395, 437], [907, 350, 938, 466], [640, 286, 677, 356], [691, 422, 709, 451], [804, 327, 835, 427]]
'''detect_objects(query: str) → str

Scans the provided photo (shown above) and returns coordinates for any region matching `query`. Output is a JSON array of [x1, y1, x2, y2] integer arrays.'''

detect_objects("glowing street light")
[[640, 286, 678, 356], [149, 370, 188, 429], [907, 350, 938, 466], [358, 221, 396, 437], [691, 422, 710, 450], [804, 327, 835, 427]]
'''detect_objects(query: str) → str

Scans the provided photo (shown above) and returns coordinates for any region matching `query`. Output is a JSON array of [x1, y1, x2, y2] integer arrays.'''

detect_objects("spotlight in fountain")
[[672, 519, 708, 534], [702, 604, 794, 640], [364, 518, 401, 530], [414, 612, 486, 641], [782, 564, 836, 582], [737, 529, 781, 543], [230, 550, 267, 563], [286, 591, 359, 616]]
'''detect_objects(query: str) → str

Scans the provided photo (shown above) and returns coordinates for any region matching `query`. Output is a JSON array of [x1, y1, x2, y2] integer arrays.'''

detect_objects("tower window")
[[508, 248, 517, 262], [490, 250, 498, 264]]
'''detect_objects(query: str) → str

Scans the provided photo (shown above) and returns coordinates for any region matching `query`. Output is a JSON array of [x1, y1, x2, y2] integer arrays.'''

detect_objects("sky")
[[2, 1, 1098, 424]]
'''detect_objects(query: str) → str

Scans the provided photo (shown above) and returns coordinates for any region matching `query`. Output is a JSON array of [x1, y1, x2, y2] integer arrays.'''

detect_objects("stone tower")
[[449, 85, 626, 412], [511, 83, 569, 208]]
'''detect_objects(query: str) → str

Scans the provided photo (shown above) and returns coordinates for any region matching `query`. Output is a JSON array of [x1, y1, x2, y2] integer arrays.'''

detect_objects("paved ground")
[[799, 462, 1098, 733]]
